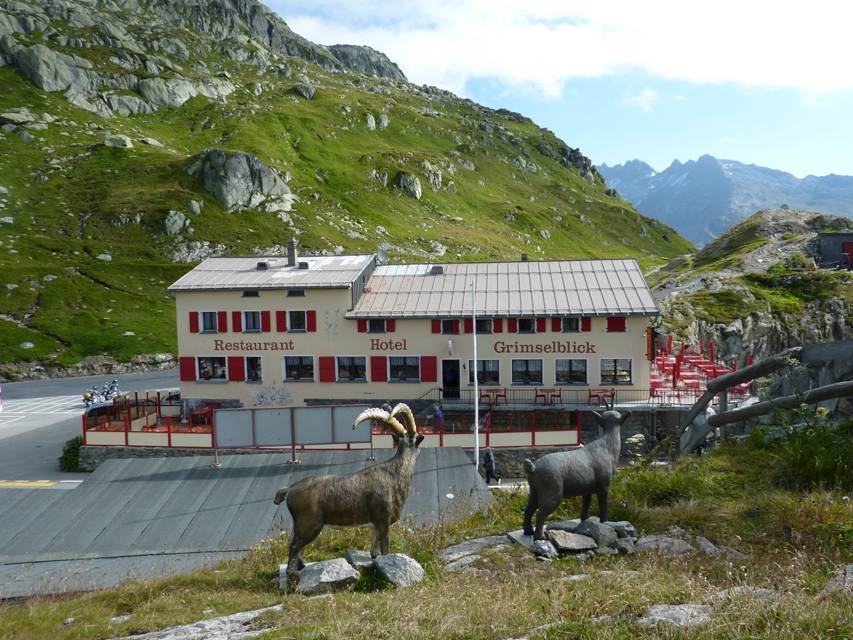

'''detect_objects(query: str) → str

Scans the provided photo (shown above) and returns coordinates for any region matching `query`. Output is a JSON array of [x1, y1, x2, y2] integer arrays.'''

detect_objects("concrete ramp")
[[0, 449, 489, 598]]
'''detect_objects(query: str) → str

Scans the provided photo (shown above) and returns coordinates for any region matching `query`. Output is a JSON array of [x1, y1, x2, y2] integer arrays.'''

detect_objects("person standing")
[[431, 404, 444, 432], [483, 447, 499, 484]]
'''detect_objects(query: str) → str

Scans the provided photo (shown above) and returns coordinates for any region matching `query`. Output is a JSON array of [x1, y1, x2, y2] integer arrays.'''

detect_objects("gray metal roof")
[[348, 259, 658, 318], [168, 255, 375, 291]]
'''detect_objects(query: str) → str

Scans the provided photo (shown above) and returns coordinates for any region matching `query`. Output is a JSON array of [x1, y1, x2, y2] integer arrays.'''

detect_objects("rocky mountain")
[[0, 0, 690, 377], [599, 155, 853, 245]]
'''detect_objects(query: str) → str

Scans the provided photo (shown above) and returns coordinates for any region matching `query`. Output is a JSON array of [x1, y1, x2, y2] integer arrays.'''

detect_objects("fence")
[[440, 386, 701, 407]]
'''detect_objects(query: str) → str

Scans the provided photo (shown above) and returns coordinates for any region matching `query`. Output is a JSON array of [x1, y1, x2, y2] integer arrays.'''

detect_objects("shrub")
[[773, 408, 853, 491], [613, 459, 715, 507], [58, 435, 83, 472]]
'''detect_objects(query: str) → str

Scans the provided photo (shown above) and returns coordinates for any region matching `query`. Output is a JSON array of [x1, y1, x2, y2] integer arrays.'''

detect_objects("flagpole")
[[472, 278, 479, 470]]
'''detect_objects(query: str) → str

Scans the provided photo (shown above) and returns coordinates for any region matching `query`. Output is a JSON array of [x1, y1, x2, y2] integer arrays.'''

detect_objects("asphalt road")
[[0, 369, 178, 480]]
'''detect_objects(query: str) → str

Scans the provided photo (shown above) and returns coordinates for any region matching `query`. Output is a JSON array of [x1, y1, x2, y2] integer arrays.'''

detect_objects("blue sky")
[[269, 1, 853, 177]]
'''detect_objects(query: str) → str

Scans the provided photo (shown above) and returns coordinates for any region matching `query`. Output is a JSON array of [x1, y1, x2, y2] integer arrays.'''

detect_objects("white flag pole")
[[472, 278, 479, 469]]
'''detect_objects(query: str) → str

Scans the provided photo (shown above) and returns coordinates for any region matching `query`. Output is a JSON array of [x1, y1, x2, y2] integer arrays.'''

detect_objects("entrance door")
[[442, 359, 460, 399]]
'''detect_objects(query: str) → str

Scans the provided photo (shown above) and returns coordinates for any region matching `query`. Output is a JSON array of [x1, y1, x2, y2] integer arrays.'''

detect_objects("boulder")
[[635, 535, 695, 556], [397, 172, 422, 199], [717, 545, 748, 562], [344, 549, 374, 572], [164, 210, 187, 235], [547, 519, 581, 532], [638, 604, 712, 628], [615, 538, 635, 554], [292, 83, 315, 100], [604, 521, 638, 538], [103, 134, 133, 148], [188, 200, 203, 215], [13, 44, 96, 93], [139, 137, 163, 147], [374, 553, 425, 588], [295, 558, 359, 596], [65, 86, 112, 118], [506, 529, 536, 551], [822, 563, 853, 597], [138, 77, 197, 108], [188, 149, 294, 212], [0, 110, 35, 125], [439, 535, 509, 563], [96, 253, 112, 262], [365, 113, 376, 130], [695, 536, 719, 555], [104, 93, 152, 116], [532, 540, 558, 559], [545, 530, 597, 553], [575, 517, 618, 548], [444, 554, 481, 573], [378, 113, 389, 129]]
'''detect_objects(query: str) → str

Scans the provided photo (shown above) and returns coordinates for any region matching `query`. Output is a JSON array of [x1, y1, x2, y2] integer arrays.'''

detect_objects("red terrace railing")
[[438, 386, 705, 407]]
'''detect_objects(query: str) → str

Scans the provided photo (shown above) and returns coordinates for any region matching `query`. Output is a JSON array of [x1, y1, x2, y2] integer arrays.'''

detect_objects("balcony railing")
[[437, 386, 705, 407]]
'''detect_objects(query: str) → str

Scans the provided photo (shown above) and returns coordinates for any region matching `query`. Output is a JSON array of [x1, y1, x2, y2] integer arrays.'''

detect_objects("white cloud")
[[626, 88, 658, 112], [269, 0, 853, 99]]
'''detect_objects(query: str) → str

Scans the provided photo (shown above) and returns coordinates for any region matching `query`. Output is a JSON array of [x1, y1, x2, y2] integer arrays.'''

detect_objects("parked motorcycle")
[[83, 385, 105, 407]]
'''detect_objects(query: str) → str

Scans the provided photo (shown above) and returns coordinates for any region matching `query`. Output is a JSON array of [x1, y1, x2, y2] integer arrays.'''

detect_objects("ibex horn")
[[353, 408, 406, 435], [390, 402, 417, 435]]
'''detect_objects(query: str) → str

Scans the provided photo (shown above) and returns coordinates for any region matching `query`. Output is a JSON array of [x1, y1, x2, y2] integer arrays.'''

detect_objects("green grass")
[[0, 48, 691, 371]]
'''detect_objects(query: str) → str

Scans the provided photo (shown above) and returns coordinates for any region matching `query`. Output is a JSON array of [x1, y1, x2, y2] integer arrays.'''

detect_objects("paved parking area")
[[0, 448, 489, 598]]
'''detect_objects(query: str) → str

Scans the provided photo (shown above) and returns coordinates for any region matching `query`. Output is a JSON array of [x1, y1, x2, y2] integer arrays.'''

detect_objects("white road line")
[[1, 395, 84, 415]]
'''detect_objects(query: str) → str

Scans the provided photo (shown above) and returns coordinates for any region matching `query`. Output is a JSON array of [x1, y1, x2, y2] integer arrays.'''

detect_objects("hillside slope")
[[599, 155, 853, 244], [0, 0, 690, 377]]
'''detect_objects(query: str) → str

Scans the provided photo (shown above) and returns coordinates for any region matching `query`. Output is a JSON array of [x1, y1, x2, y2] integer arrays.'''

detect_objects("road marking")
[[1, 395, 84, 415], [0, 480, 82, 490]]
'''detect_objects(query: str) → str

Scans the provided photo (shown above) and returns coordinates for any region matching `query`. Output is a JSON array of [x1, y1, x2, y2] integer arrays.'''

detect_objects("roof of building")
[[167, 255, 375, 291], [347, 259, 658, 318]]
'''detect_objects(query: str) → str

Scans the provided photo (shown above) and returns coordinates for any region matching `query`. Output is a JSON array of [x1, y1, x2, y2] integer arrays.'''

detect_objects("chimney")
[[521, 253, 528, 262], [287, 237, 297, 267]]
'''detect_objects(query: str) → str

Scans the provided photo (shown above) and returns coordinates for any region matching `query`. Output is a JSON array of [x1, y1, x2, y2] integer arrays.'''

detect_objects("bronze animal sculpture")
[[523, 407, 630, 540], [274, 403, 423, 577]]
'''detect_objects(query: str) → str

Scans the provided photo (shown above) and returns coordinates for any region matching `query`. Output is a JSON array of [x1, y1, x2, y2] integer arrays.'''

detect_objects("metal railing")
[[435, 386, 702, 407]]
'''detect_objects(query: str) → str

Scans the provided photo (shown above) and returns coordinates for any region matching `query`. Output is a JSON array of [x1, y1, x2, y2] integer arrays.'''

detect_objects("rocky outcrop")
[[188, 149, 295, 213], [12, 43, 97, 92], [328, 44, 407, 81], [138, 76, 235, 108], [397, 172, 422, 199]]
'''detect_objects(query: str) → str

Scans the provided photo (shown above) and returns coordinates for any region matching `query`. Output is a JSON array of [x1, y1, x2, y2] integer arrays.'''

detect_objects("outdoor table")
[[534, 388, 555, 404], [588, 388, 615, 405]]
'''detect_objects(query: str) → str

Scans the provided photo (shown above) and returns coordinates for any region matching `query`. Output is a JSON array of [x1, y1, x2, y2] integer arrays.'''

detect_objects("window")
[[475, 318, 492, 334], [284, 356, 314, 381], [337, 356, 367, 381], [468, 359, 499, 385], [242, 290, 259, 298], [197, 356, 226, 381], [246, 357, 262, 383], [606, 316, 627, 332], [289, 310, 307, 332], [562, 317, 580, 333], [512, 359, 542, 385], [243, 310, 261, 332], [201, 312, 218, 333], [287, 289, 305, 297], [600, 358, 632, 385], [556, 359, 587, 385], [518, 318, 535, 333], [389, 356, 420, 382], [442, 319, 459, 334], [368, 319, 386, 333]]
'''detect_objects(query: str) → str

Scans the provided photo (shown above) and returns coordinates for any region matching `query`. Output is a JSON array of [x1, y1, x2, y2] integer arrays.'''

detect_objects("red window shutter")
[[581, 317, 591, 332], [536, 317, 546, 333], [421, 356, 437, 382], [218, 311, 228, 333], [179, 357, 196, 381], [188, 312, 199, 333], [232, 311, 243, 333], [318, 356, 335, 382], [261, 310, 271, 332], [431, 319, 441, 333], [464, 318, 473, 333], [276, 310, 287, 332], [358, 319, 368, 333], [508, 318, 518, 333], [227, 356, 245, 381], [452, 319, 460, 334], [386, 319, 396, 332], [552, 317, 561, 332], [607, 316, 626, 332], [307, 310, 317, 332], [370, 356, 387, 382], [493, 318, 503, 333]]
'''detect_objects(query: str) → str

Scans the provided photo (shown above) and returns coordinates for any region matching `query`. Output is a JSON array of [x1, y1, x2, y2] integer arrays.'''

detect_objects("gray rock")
[[397, 172, 422, 199], [1, 124, 16, 133], [439, 534, 509, 563], [695, 536, 719, 555], [422, 161, 442, 189], [444, 554, 481, 573], [103, 133, 133, 148], [532, 540, 558, 559], [188, 200, 203, 215], [111, 604, 282, 639], [635, 535, 695, 555], [374, 553, 425, 588], [639, 604, 712, 628], [344, 549, 374, 571], [365, 112, 376, 130], [328, 44, 407, 82], [594, 546, 618, 555], [822, 563, 853, 596], [13, 44, 95, 93], [16, 130, 35, 143], [378, 113, 389, 129], [96, 253, 112, 262], [0, 110, 35, 125], [506, 529, 536, 551], [292, 83, 315, 100], [65, 86, 112, 118], [140, 137, 163, 147], [109, 614, 131, 624], [296, 558, 359, 595], [138, 77, 197, 108], [563, 573, 589, 582], [545, 530, 597, 553], [164, 210, 188, 235], [615, 538, 635, 555], [104, 93, 152, 116], [189, 149, 293, 212], [582, 170, 595, 185], [0, 216, 13, 225], [19, 341, 34, 350], [604, 521, 638, 538], [575, 517, 618, 548], [717, 545, 748, 562]]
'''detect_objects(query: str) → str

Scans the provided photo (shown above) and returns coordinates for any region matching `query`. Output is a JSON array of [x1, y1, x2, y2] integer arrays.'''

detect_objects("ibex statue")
[[523, 407, 630, 540], [274, 403, 424, 577]]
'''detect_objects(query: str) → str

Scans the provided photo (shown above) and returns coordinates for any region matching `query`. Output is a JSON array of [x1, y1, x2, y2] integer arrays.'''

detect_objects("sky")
[[268, 1, 853, 178]]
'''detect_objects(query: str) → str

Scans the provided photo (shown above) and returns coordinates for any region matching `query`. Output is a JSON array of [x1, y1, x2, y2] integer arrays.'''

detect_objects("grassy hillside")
[[0, 10, 691, 373]]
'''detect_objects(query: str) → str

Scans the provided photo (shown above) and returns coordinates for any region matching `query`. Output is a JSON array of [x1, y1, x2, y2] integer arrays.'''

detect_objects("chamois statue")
[[273, 403, 424, 578], [523, 407, 630, 540]]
